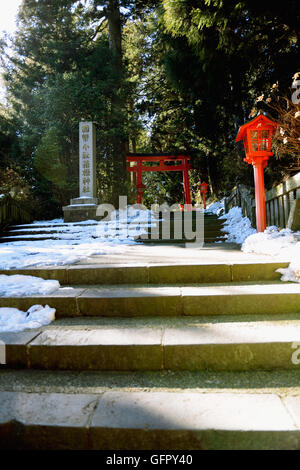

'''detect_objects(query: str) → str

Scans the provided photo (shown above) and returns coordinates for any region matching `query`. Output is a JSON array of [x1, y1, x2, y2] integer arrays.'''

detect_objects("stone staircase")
[[137, 212, 227, 243], [0, 213, 227, 244], [1, 259, 300, 449]]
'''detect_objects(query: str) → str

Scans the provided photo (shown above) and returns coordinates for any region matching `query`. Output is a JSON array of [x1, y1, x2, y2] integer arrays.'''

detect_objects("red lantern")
[[236, 114, 277, 232], [200, 181, 209, 209], [137, 183, 146, 205]]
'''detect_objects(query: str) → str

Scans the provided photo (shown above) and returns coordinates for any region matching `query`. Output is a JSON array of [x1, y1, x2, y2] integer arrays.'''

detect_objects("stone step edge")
[[0, 262, 290, 285], [1, 390, 300, 449], [6, 222, 225, 233], [0, 365, 297, 382], [1, 229, 226, 237], [11, 215, 221, 227], [0, 282, 299, 317], [0, 237, 227, 244], [135, 238, 226, 244], [2, 367, 300, 395], [3, 319, 300, 371]]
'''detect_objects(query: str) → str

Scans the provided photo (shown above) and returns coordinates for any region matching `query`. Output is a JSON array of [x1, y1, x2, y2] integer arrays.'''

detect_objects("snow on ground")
[[219, 206, 256, 243], [277, 256, 300, 283], [0, 208, 158, 269], [30, 218, 70, 225], [0, 275, 59, 332], [242, 226, 300, 256], [242, 227, 300, 283], [0, 275, 60, 297], [0, 208, 157, 332], [219, 205, 300, 283], [0, 305, 55, 332], [204, 199, 225, 216], [0, 240, 136, 269]]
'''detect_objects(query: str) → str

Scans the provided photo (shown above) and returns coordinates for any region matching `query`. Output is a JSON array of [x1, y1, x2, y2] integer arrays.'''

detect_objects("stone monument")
[[63, 122, 99, 222]]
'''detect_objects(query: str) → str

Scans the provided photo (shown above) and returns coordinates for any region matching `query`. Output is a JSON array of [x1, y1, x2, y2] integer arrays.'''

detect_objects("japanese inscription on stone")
[[79, 122, 96, 198]]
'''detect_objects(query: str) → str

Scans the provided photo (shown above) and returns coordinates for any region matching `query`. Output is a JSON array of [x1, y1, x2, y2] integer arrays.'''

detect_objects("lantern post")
[[200, 182, 209, 210], [137, 183, 146, 205], [235, 114, 277, 232]]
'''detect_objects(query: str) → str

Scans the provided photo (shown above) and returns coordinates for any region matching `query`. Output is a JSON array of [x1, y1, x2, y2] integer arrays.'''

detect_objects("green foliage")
[[2, 0, 136, 213], [0, 0, 299, 217], [0, 167, 31, 200], [152, 0, 300, 195], [34, 127, 68, 189]]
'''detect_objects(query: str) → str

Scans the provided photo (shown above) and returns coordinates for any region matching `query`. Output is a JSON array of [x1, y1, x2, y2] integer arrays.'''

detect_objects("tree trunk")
[[206, 154, 216, 198], [107, 0, 122, 77], [106, 0, 127, 207]]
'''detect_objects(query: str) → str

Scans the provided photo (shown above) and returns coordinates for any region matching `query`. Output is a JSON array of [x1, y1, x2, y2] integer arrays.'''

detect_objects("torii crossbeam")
[[126, 153, 192, 207]]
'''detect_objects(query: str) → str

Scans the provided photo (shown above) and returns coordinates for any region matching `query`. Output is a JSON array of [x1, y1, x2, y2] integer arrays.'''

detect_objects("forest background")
[[0, 0, 299, 218]]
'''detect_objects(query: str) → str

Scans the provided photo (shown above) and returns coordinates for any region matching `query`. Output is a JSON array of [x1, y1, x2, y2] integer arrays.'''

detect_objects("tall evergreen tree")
[[154, 0, 300, 193], [1, 0, 299, 213]]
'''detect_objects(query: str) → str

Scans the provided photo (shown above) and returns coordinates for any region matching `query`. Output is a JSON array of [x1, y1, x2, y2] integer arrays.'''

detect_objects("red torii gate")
[[126, 153, 192, 207]]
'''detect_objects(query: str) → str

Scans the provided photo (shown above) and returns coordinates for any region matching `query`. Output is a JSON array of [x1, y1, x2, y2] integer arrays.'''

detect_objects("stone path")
[[0, 213, 226, 243], [1, 225, 300, 449]]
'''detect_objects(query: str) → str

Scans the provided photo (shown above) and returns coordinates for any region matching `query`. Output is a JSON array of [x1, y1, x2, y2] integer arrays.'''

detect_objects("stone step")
[[135, 237, 226, 244], [1, 386, 300, 449], [138, 229, 225, 237], [8, 222, 157, 233], [141, 223, 225, 236], [10, 215, 220, 231], [0, 236, 58, 243], [7, 217, 224, 232], [2, 314, 300, 371], [0, 236, 143, 243], [1, 216, 226, 243], [0, 235, 226, 243], [1, 367, 299, 396], [10, 223, 99, 229], [0, 282, 298, 318], [9, 219, 224, 229], [0, 262, 290, 285], [0, 228, 226, 243], [2, 224, 224, 236]]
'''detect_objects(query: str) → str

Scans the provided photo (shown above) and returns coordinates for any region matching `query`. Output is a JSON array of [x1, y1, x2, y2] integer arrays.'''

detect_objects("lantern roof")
[[236, 114, 277, 142]]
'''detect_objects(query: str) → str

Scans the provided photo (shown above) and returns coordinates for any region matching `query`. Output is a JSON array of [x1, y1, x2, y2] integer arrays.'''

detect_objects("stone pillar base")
[[70, 197, 98, 205], [63, 197, 100, 222]]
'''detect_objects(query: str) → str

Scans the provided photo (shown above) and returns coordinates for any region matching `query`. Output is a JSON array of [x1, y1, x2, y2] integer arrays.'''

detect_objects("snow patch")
[[277, 255, 300, 283], [205, 199, 225, 216], [0, 208, 158, 269], [242, 226, 300, 283], [0, 275, 60, 297], [242, 227, 300, 256], [218, 202, 300, 283], [219, 207, 256, 243], [0, 305, 55, 332]]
